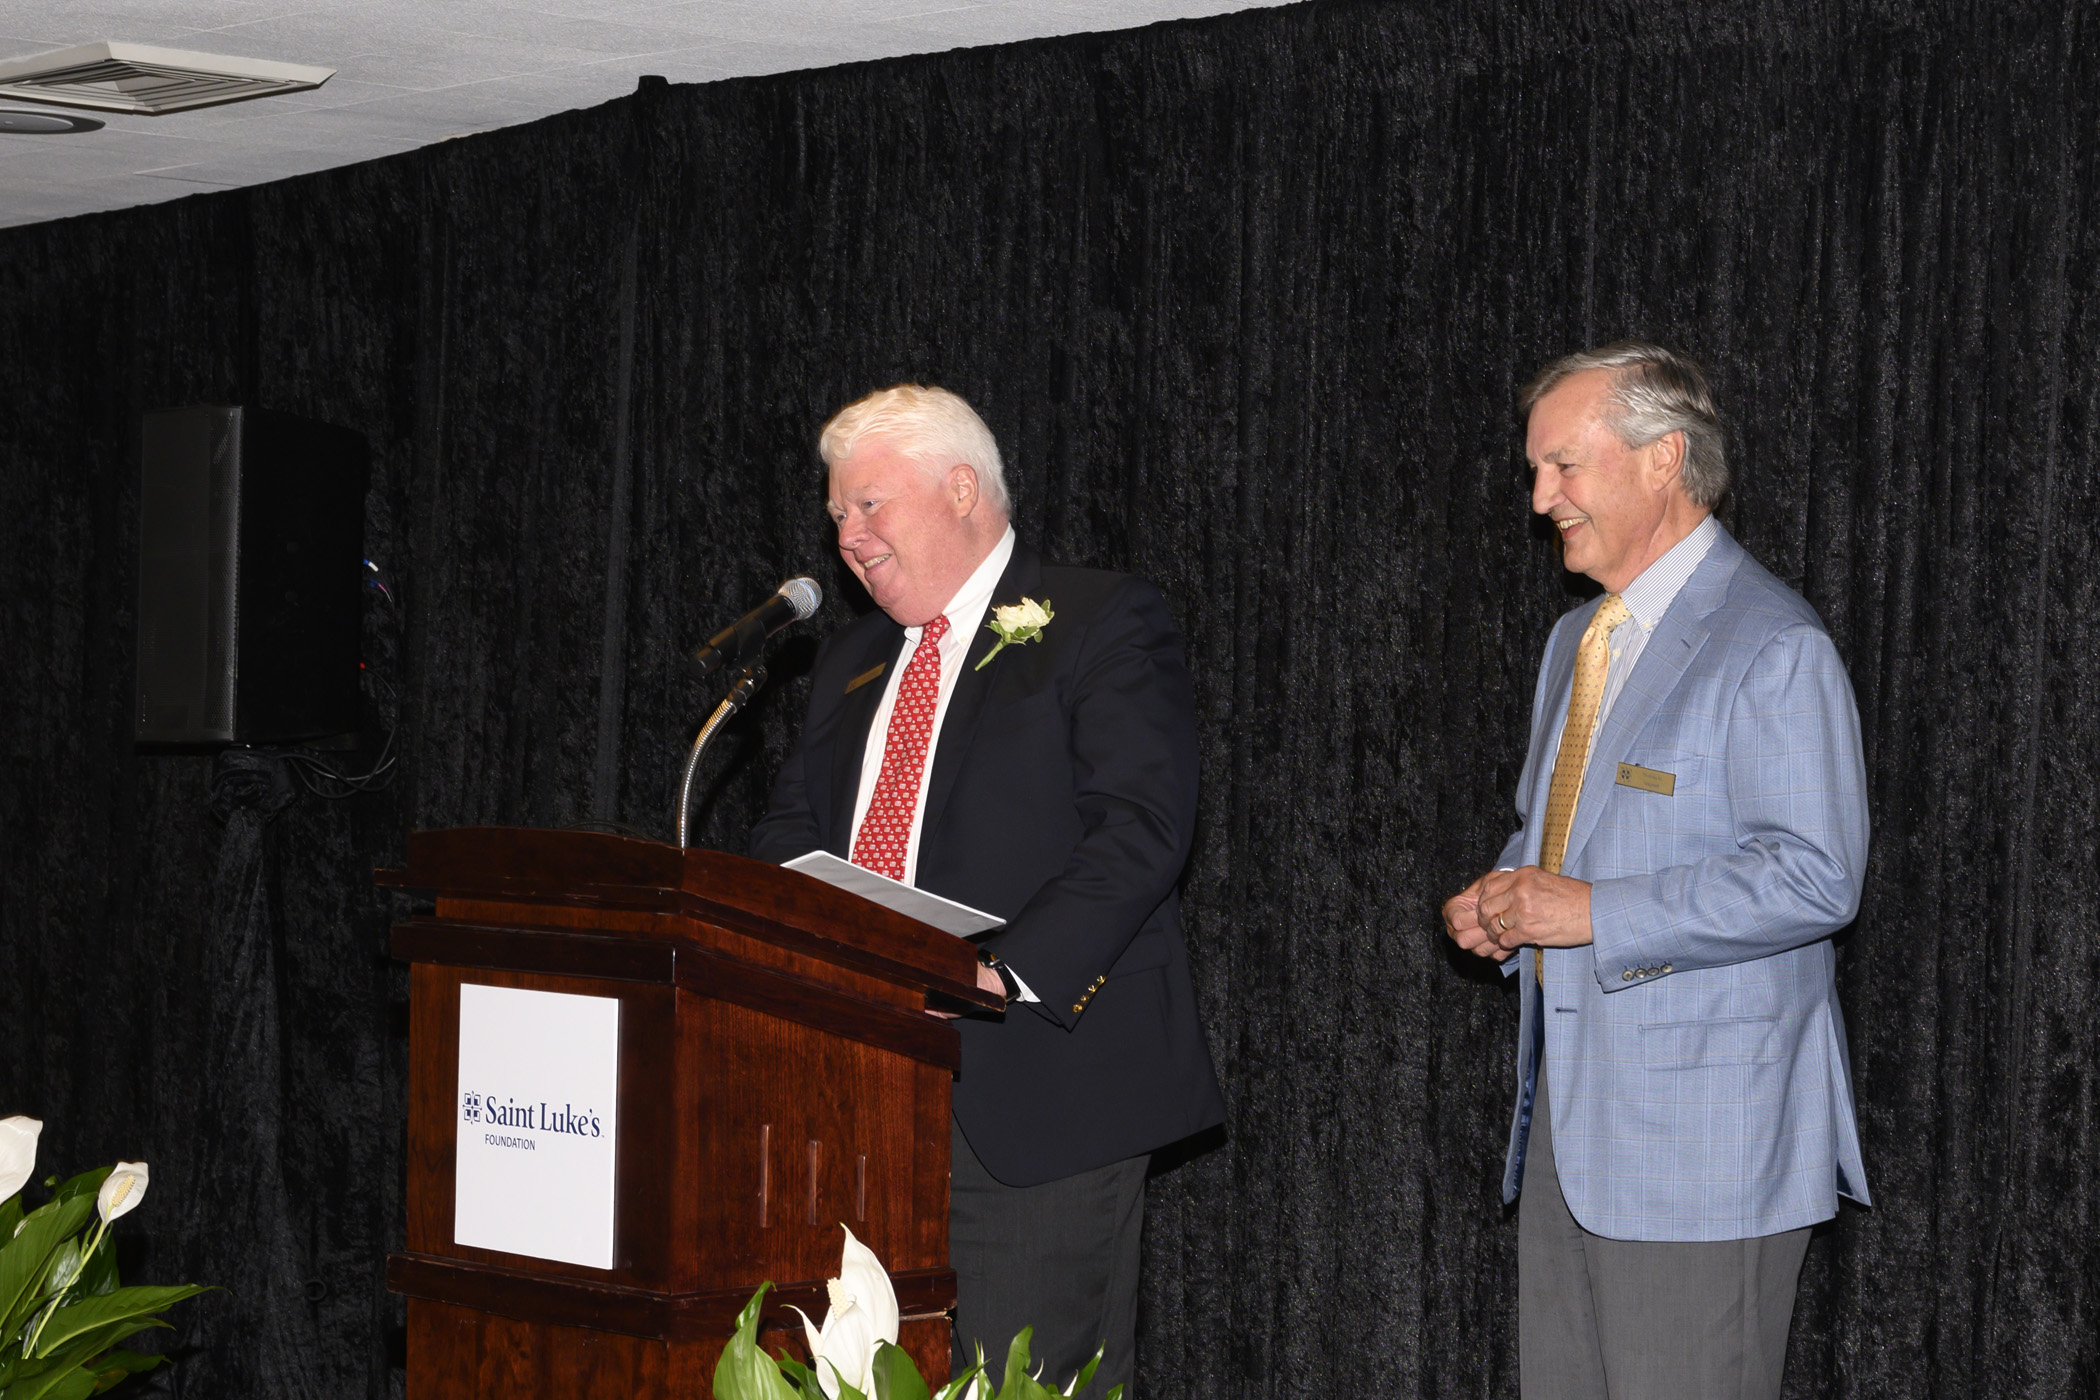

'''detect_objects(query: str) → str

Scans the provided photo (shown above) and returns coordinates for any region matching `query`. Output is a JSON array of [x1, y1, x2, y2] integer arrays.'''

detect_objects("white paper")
[[782, 850, 1007, 936], [453, 983, 621, 1269]]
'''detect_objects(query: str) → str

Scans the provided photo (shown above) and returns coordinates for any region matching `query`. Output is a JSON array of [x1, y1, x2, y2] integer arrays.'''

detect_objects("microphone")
[[687, 576, 822, 678]]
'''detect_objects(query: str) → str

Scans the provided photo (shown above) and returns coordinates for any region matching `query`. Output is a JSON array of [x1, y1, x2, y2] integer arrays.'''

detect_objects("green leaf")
[[772, 1351, 819, 1398], [999, 1329, 1033, 1398], [5, 1359, 99, 1400], [45, 1171, 109, 1210], [869, 1342, 931, 1400], [5, 1312, 168, 1399], [27, 1316, 168, 1379], [41, 1240, 83, 1300], [0, 1196, 22, 1242], [934, 1342, 990, 1400], [0, 1194, 97, 1341], [29, 1286, 208, 1360], [1063, 1344, 1103, 1397], [11, 1335, 171, 1400], [71, 1238, 115, 1301], [711, 1285, 796, 1400], [87, 1350, 165, 1394]]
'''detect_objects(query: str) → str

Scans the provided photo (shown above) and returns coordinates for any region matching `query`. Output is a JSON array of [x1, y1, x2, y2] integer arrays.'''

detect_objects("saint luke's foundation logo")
[[459, 1090, 603, 1138]]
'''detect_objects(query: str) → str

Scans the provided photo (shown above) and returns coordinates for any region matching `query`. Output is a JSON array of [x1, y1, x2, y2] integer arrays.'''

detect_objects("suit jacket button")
[[1661, 964, 1673, 974], [1071, 1003, 1084, 1013], [1622, 970, 1635, 981]]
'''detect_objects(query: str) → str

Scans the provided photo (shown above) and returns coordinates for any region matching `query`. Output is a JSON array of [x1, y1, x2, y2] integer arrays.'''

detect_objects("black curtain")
[[2, 1, 2096, 1395]]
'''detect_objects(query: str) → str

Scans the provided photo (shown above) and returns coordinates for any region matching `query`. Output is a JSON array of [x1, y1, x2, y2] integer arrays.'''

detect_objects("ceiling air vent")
[[0, 43, 333, 116]]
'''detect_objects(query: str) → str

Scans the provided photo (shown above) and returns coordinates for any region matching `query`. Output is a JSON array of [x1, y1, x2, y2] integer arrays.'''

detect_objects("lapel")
[[821, 623, 906, 855], [1561, 526, 1743, 872], [918, 543, 1042, 854]]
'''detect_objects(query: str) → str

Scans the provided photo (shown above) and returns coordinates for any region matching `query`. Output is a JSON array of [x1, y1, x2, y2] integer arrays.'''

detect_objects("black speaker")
[[135, 405, 369, 747]]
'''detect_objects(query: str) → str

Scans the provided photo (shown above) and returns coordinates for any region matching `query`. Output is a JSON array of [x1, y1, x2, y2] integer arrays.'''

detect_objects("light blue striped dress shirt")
[[1498, 515, 1726, 846], [1553, 513, 1720, 770]]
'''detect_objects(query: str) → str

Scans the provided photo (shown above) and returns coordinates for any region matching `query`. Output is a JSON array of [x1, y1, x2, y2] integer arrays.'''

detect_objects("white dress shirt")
[[848, 526, 1038, 999]]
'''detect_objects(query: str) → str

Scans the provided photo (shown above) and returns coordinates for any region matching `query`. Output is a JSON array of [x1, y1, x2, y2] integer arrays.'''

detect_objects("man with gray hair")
[[1442, 343, 1871, 1399], [752, 384, 1224, 1392]]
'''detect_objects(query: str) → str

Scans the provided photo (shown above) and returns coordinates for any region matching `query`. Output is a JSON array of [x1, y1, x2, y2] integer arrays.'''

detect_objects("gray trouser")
[[1519, 1059, 1812, 1400], [949, 1117, 1148, 1397]]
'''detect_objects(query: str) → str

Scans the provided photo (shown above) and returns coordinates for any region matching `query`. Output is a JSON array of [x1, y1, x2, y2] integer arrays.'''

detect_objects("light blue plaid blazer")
[[1496, 526, 1871, 1241]]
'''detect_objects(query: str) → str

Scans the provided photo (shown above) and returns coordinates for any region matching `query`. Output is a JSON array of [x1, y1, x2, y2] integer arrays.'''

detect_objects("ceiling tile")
[[0, 0, 1289, 230]]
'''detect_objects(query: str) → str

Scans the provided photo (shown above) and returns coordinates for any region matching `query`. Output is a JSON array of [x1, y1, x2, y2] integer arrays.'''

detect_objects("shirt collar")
[[1619, 513, 1718, 631], [906, 525, 1016, 641]]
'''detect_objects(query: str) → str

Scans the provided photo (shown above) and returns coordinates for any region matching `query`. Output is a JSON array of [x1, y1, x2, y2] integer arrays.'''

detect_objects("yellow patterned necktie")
[[1534, 593, 1630, 982]]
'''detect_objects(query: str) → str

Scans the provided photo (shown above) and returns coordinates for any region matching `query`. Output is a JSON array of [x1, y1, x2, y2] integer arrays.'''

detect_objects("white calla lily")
[[789, 1225, 901, 1398], [96, 1161, 149, 1223], [834, 1225, 900, 1343], [0, 1116, 41, 1201], [790, 1295, 877, 1398]]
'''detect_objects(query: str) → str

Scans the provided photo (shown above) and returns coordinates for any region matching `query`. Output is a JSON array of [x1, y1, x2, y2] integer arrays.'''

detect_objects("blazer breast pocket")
[[1639, 1014, 1782, 1070], [976, 688, 1071, 751], [1618, 750, 1705, 796]]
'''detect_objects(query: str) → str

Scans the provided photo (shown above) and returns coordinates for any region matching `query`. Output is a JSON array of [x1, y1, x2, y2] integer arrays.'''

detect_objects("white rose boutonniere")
[[974, 596, 1054, 670]]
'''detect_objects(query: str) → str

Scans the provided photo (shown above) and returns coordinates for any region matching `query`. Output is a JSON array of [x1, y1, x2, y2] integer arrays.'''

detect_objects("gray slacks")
[[1519, 1059, 1812, 1400], [949, 1117, 1147, 1397]]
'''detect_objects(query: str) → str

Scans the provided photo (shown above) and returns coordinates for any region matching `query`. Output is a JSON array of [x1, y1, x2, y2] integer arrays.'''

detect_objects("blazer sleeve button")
[[1622, 970, 1635, 981]]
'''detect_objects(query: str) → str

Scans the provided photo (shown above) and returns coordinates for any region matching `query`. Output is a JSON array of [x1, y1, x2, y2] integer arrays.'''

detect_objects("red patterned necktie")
[[850, 614, 951, 880]]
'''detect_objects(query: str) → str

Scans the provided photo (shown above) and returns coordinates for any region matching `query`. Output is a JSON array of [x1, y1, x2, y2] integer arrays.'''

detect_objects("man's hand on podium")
[[928, 962, 1009, 1019]]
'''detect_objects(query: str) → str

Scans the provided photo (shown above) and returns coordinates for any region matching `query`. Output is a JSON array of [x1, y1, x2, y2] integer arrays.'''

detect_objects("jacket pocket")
[[1619, 751, 1704, 795], [1639, 1014, 1781, 1069]]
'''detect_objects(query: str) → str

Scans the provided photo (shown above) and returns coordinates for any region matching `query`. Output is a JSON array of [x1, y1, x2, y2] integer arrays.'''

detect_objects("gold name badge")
[[843, 663, 887, 695], [1615, 762, 1676, 796]]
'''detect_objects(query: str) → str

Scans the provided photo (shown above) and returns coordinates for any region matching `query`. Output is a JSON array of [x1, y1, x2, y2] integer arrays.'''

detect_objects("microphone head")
[[776, 575, 822, 620]]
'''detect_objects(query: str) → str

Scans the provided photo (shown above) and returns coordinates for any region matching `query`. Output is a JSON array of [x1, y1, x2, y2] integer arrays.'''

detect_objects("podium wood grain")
[[384, 829, 991, 1398]]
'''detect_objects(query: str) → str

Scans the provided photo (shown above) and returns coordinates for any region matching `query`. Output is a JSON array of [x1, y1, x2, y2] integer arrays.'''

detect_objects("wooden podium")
[[379, 827, 999, 1398]]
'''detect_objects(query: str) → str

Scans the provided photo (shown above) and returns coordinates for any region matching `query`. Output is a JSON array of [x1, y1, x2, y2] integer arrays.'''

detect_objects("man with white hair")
[[1442, 343, 1871, 1399], [751, 384, 1224, 1392]]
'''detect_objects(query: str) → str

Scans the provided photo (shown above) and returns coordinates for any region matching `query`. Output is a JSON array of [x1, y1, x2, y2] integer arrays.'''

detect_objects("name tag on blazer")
[[844, 663, 886, 695], [1615, 762, 1676, 796]]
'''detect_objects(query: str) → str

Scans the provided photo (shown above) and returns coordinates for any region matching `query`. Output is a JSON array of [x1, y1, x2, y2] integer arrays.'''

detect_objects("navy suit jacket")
[[750, 542, 1225, 1186]]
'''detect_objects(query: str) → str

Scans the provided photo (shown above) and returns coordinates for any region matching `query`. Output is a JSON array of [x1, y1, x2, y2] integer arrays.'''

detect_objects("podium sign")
[[454, 984, 621, 1269], [383, 829, 1000, 1398]]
